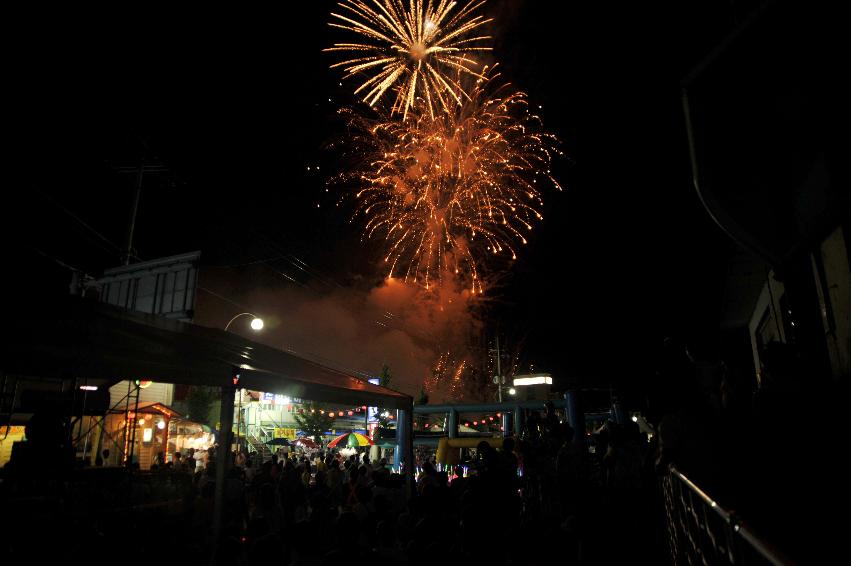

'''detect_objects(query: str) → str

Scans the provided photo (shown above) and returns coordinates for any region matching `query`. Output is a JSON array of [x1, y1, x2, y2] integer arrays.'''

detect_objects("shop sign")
[[1, 426, 26, 437], [274, 427, 297, 440]]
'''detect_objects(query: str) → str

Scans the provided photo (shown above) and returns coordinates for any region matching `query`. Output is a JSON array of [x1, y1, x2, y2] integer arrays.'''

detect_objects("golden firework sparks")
[[426, 350, 467, 397], [336, 66, 562, 293], [326, 0, 493, 120]]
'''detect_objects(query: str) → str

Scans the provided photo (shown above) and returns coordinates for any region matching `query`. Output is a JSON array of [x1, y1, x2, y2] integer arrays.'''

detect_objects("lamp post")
[[224, 312, 264, 332], [223, 312, 263, 457]]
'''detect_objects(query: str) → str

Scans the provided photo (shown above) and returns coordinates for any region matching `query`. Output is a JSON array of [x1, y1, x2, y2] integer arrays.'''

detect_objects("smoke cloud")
[[196, 268, 481, 400]]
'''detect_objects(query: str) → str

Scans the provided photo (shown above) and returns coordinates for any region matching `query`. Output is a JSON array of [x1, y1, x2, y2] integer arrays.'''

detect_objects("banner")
[[274, 427, 297, 440]]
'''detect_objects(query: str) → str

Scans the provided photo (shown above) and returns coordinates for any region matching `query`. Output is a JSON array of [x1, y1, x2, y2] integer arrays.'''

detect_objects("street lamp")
[[224, 312, 264, 332], [223, 312, 263, 456]]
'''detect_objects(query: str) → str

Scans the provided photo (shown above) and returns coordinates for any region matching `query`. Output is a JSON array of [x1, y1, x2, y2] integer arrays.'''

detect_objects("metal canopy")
[[2, 297, 412, 410]]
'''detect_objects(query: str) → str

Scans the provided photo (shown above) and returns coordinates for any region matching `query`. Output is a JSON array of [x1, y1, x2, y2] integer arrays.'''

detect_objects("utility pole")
[[115, 158, 168, 266], [490, 336, 503, 403]]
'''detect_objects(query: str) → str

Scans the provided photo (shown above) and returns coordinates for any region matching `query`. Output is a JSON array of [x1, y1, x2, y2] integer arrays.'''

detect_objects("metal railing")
[[245, 425, 273, 462], [661, 465, 794, 565]]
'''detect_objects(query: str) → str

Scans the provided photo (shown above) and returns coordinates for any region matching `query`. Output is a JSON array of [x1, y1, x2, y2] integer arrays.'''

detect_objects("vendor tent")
[[2, 296, 414, 535]]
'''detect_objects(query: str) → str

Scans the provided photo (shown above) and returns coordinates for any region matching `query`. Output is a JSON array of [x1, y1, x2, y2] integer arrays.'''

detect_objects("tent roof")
[[108, 401, 181, 418], [2, 297, 412, 410]]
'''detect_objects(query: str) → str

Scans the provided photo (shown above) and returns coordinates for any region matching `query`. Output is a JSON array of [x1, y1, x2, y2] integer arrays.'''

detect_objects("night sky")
[[6, 1, 752, 392]]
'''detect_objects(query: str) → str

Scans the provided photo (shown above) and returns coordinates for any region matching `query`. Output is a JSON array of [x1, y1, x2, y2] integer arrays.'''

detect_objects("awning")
[[2, 297, 412, 411], [107, 401, 181, 418]]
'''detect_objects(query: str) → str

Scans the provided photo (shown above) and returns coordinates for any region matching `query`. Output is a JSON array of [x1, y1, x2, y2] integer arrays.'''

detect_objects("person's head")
[[544, 400, 555, 415], [188, 447, 195, 456], [102, 449, 110, 458], [502, 437, 515, 453], [476, 440, 492, 458], [174, 452, 182, 461]]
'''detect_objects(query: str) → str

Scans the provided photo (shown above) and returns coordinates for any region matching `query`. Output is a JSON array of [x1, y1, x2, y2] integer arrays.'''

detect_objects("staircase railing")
[[245, 425, 273, 462], [661, 465, 794, 565]]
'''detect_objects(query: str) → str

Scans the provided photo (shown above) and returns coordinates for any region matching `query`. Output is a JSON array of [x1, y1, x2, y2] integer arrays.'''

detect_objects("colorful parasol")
[[293, 437, 318, 449], [327, 432, 373, 448]]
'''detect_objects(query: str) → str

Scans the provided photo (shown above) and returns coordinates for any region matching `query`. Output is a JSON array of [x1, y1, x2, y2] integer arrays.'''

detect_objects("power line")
[[28, 245, 84, 273], [245, 228, 341, 289], [30, 187, 124, 257], [197, 285, 259, 314], [205, 254, 291, 269]]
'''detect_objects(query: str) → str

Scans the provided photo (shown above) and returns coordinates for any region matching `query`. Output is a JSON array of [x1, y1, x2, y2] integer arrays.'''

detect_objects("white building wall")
[[109, 380, 174, 410]]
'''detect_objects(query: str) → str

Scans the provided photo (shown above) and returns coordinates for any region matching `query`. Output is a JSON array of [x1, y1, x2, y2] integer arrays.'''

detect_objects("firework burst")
[[427, 350, 468, 398], [326, 0, 492, 120], [336, 66, 562, 293]]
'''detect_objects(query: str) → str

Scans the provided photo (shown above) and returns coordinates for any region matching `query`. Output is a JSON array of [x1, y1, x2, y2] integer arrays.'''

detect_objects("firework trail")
[[326, 0, 492, 120], [426, 350, 468, 398], [336, 66, 561, 293]]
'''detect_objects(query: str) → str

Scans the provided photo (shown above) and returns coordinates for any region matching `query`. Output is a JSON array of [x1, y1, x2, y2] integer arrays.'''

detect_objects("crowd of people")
[[149, 401, 667, 566], [4, 330, 847, 565]]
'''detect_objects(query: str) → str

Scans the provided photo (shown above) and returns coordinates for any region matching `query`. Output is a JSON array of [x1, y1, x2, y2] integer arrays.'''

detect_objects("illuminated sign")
[[368, 378, 380, 423], [274, 427, 297, 440], [512, 375, 553, 386]]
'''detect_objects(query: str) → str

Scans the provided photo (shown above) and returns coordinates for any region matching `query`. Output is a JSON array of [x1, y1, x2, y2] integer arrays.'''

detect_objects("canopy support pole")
[[213, 381, 236, 539]]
